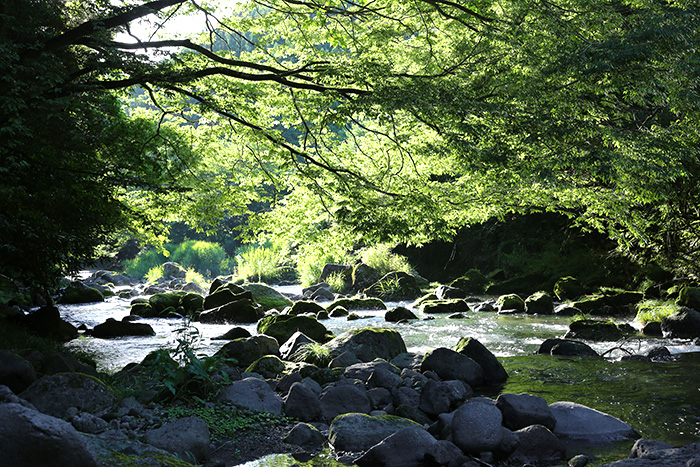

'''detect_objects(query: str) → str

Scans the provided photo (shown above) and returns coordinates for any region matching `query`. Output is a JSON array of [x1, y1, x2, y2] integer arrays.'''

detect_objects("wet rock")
[[329, 350, 361, 368], [554, 276, 584, 300], [496, 294, 525, 313], [420, 347, 483, 387], [451, 399, 504, 454], [325, 327, 407, 363], [435, 285, 468, 300], [419, 299, 470, 314], [217, 377, 283, 414], [328, 412, 420, 452], [0, 350, 36, 393], [320, 382, 371, 421], [661, 307, 700, 338], [538, 338, 599, 357], [289, 300, 326, 315], [365, 272, 422, 301], [91, 318, 155, 337], [0, 403, 98, 466], [385, 306, 418, 322], [508, 424, 567, 465], [606, 438, 700, 467], [367, 367, 403, 390], [216, 335, 280, 368], [21, 373, 117, 418], [549, 401, 639, 442], [392, 386, 420, 408], [284, 382, 321, 422], [145, 416, 210, 462], [454, 337, 508, 383], [243, 283, 293, 311], [198, 297, 260, 324], [426, 439, 468, 466], [565, 319, 634, 341], [59, 281, 104, 304], [211, 326, 252, 340], [395, 404, 433, 426], [284, 422, 326, 448], [257, 314, 332, 345], [641, 321, 663, 337], [419, 379, 468, 417], [356, 426, 437, 466], [246, 355, 286, 378], [496, 393, 557, 431], [280, 331, 316, 361], [525, 291, 554, 314]]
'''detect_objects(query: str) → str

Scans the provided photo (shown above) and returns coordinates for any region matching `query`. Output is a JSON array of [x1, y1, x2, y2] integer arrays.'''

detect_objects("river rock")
[[661, 307, 700, 338], [351, 263, 383, 292], [365, 272, 422, 301], [215, 335, 280, 368], [21, 373, 117, 418], [217, 377, 283, 414], [284, 422, 326, 448], [325, 327, 407, 362], [59, 281, 104, 304], [367, 366, 403, 390], [91, 318, 155, 337], [320, 382, 371, 421], [148, 292, 183, 316], [385, 306, 418, 322], [525, 291, 554, 314], [20, 349, 97, 377], [538, 338, 599, 357], [327, 297, 387, 312], [419, 299, 470, 314], [435, 284, 468, 300], [356, 426, 437, 467], [451, 399, 504, 454], [319, 264, 353, 283], [549, 401, 639, 442], [258, 314, 332, 345], [554, 276, 584, 300], [496, 392, 556, 431], [565, 319, 633, 341], [392, 385, 420, 407], [420, 347, 483, 387], [145, 416, 210, 462], [426, 439, 469, 466], [602, 439, 700, 467], [419, 379, 457, 416], [198, 296, 260, 324], [71, 412, 109, 434], [246, 355, 286, 378], [328, 413, 420, 452], [496, 294, 525, 313], [23, 305, 78, 342], [280, 331, 316, 360], [284, 381, 321, 421], [508, 424, 567, 465], [344, 360, 399, 383], [242, 283, 293, 311], [288, 300, 325, 315], [0, 403, 98, 466], [329, 350, 362, 368], [454, 337, 508, 383], [211, 326, 251, 340], [0, 349, 36, 393]]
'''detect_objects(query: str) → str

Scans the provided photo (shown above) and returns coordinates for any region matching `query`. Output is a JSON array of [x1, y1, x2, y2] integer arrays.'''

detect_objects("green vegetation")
[[635, 300, 681, 325], [125, 241, 231, 280], [234, 244, 285, 283], [291, 342, 333, 368], [360, 245, 413, 276], [325, 272, 351, 294]]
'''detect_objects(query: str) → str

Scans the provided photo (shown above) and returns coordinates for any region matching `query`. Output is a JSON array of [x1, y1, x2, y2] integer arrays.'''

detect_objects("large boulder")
[[507, 424, 567, 466], [215, 335, 280, 368], [385, 306, 418, 322], [549, 401, 639, 442], [144, 416, 211, 462], [148, 292, 184, 317], [279, 331, 316, 361], [246, 355, 286, 378], [283, 422, 326, 449], [91, 318, 155, 338], [23, 306, 78, 342], [284, 382, 322, 422], [203, 288, 251, 311], [325, 327, 407, 363], [454, 337, 507, 384], [496, 294, 525, 313], [242, 283, 293, 311], [553, 276, 584, 301], [365, 272, 423, 301], [351, 263, 383, 292], [320, 382, 371, 421], [565, 319, 635, 341], [217, 377, 284, 414], [288, 300, 326, 315], [661, 307, 700, 338], [537, 338, 599, 357], [328, 413, 420, 452], [450, 270, 489, 295], [435, 284, 468, 300], [0, 350, 37, 393], [451, 399, 504, 454], [257, 314, 332, 345], [198, 297, 260, 323], [495, 393, 556, 431], [420, 347, 483, 387], [0, 403, 98, 467], [525, 291, 554, 315], [419, 379, 470, 416], [419, 299, 470, 314], [327, 297, 387, 312], [356, 426, 437, 467], [21, 373, 117, 418], [58, 281, 104, 304]]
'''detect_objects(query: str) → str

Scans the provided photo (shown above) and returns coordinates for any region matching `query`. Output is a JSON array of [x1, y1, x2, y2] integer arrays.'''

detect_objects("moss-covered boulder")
[[289, 300, 325, 316], [329, 306, 349, 317], [385, 306, 418, 322], [327, 297, 387, 312], [91, 318, 155, 338], [553, 276, 585, 301], [180, 293, 204, 316], [59, 281, 104, 304], [149, 292, 184, 316], [329, 413, 421, 452], [364, 272, 422, 301], [198, 298, 261, 324], [419, 299, 470, 314], [21, 373, 117, 418], [496, 294, 525, 313], [215, 335, 280, 368], [258, 314, 333, 345], [325, 327, 407, 363], [242, 283, 293, 311], [525, 291, 554, 315], [564, 319, 635, 341], [351, 263, 382, 292], [246, 355, 287, 378], [23, 306, 78, 342], [454, 337, 508, 383], [676, 286, 700, 311], [450, 269, 490, 294], [661, 307, 700, 338], [203, 288, 252, 311], [412, 293, 438, 308]]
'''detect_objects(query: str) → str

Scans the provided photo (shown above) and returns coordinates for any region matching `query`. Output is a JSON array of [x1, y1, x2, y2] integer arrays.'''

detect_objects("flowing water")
[[60, 291, 700, 465]]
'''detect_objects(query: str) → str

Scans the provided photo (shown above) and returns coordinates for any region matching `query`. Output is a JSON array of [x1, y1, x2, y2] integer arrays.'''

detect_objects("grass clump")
[[235, 244, 284, 283], [360, 244, 412, 275], [635, 299, 680, 324], [124, 240, 231, 280], [291, 342, 332, 367], [325, 271, 350, 294], [145, 264, 165, 283]]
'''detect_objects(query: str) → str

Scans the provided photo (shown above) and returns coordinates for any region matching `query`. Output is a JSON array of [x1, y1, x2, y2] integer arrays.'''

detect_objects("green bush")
[[123, 249, 167, 278], [635, 299, 680, 324], [295, 237, 355, 286], [170, 240, 229, 278], [360, 244, 412, 275], [235, 244, 283, 283]]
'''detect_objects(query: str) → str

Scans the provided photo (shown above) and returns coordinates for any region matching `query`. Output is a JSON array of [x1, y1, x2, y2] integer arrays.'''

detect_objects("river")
[[60, 290, 700, 464]]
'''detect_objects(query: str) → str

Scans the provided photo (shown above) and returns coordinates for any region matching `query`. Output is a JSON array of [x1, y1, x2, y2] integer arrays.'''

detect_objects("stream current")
[[60, 288, 700, 463]]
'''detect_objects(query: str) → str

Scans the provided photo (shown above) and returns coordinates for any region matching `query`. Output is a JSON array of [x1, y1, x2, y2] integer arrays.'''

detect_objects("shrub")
[[235, 244, 283, 283], [145, 264, 165, 283], [326, 271, 350, 294], [360, 244, 412, 275], [295, 237, 355, 286], [635, 299, 681, 324], [123, 249, 167, 278], [170, 240, 229, 278]]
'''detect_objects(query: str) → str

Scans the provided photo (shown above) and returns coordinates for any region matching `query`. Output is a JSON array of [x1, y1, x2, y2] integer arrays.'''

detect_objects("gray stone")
[[0, 349, 36, 394], [392, 386, 420, 408], [21, 373, 117, 418], [325, 328, 407, 363], [549, 401, 639, 442], [0, 403, 98, 466], [661, 307, 700, 338], [420, 347, 483, 387], [328, 413, 420, 452], [329, 350, 362, 369], [91, 318, 155, 337], [419, 379, 453, 416], [356, 426, 437, 467], [344, 360, 398, 383], [320, 382, 371, 421], [280, 331, 316, 360], [538, 338, 599, 357], [601, 439, 700, 467], [284, 382, 321, 422], [454, 337, 508, 383], [211, 326, 252, 340], [145, 416, 210, 462], [425, 440, 468, 467], [451, 399, 504, 454], [435, 285, 468, 300], [508, 424, 567, 465], [283, 422, 326, 448], [71, 412, 109, 434], [215, 335, 280, 368], [367, 367, 403, 390], [367, 387, 393, 409], [496, 392, 556, 431], [218, 377, 283, 414]]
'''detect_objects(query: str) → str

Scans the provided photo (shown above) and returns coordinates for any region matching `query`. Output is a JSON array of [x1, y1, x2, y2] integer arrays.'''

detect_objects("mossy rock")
[[324, 327, 407, 363], [246, 355, 287, 378], [495, 294, 525, 312], [450, 269, 490, 294], [412, 293, 438, 308], [486, 273, 550, 297], [385, 306, 418, 322], [524, 291, 554, 314], [180, 293, 204, 315], [242, 283, 293, 311], [329, 413, 421, 452], [565, 319, 636, 341], [553, 276, 584, 301], [676, 286, 700, 310], [329, 306, 349, 317], [419, 299, 470, 314], [364, 272, 423, 301], [257, 314, 333, 345], [203, 288, 252, 311], [327, 297, 387, 312], [59, 281, 104, 304], [289, 300, 325, 315], [454, 337, 508, 383], [148, 292, 184, 316], [351, 263, 382, 292], [130, 302, 156, 318], [215, 335, 280, 368]]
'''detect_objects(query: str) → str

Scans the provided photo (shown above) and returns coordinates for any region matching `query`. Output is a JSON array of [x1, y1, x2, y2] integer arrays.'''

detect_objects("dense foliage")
[[2, 0, 699, 287]]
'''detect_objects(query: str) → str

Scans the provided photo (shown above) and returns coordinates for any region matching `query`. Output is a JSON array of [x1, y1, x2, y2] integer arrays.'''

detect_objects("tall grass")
[[123, 240, 231, 280], [294, 235, 355, 286], [235, 244, 283, 283], [360, 244, 413, 275], [635, 299, 680, 324]]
